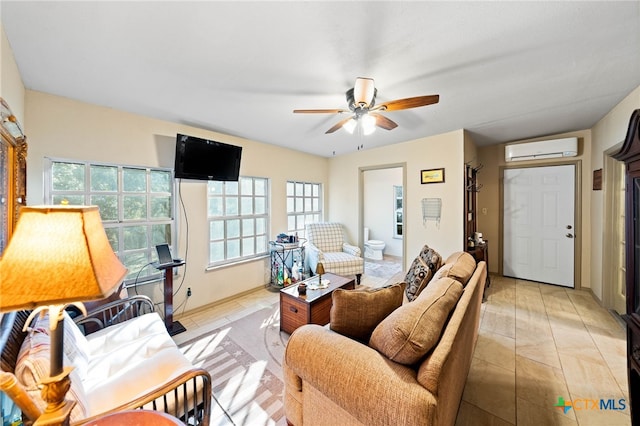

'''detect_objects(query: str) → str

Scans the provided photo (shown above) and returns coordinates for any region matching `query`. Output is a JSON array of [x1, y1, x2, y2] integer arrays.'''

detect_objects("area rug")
[[177, 273, 402, 425], [179, 304, 287, 426]]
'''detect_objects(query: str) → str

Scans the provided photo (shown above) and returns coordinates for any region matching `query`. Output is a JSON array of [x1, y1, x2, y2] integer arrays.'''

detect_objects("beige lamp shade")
[[0, 206, 127, 311], [315, 262, 325, 276]]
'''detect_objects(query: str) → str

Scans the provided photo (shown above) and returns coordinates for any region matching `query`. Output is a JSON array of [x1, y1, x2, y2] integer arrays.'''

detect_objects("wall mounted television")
[[174, 134, 242, 181]]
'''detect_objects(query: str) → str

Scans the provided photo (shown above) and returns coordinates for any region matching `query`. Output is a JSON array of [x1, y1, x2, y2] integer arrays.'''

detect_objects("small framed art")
[[421, 168, 445, 184]]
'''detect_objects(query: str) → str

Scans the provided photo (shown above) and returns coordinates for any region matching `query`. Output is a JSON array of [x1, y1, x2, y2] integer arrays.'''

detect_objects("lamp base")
[[34, 366, 76, 426]]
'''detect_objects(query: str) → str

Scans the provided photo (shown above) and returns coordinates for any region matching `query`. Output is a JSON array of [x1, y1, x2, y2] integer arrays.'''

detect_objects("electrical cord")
[[131, 262, 154, 295], [173, 178, 189, 298]]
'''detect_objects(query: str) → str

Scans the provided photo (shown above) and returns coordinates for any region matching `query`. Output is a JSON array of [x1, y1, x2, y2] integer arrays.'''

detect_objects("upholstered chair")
[[305, 223, 364, 285]]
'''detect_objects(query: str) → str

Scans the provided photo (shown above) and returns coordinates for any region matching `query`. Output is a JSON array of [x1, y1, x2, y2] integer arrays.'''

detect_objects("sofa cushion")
[[369, 277, 463, 365], [434, 252, 477, 286], [16, 313, 90, 422], [330, 283, 405, 342], [405, 245, 442, 301]]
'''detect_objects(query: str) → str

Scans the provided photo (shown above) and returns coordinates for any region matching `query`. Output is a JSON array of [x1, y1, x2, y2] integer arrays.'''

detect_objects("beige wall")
[[23, 90, 329, 313], [590, 85, 640, 302], [1, 25, 25, 124], [477, 130, 592, 286], [328, 130, 466, 269]]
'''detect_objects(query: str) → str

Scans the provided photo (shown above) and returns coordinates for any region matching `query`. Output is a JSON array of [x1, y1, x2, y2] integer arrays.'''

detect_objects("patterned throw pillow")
[[330, 283, 406, 343], [405, 245, 442, 301]]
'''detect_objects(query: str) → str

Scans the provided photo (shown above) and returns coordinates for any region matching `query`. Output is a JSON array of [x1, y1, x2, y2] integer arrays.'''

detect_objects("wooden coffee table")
[[279, 272, 355, 334]]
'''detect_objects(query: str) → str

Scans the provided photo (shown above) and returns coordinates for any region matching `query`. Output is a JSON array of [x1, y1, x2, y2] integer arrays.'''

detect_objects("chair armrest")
[[305, 243, 324, 273], [73, 295, 155, 335], [284, 325, 434, 425], [342, 243, 361, 257], [75, 368, 212, 426]]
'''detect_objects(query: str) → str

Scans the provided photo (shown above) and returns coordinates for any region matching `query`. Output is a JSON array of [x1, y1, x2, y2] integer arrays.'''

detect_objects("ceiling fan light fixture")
[[344, 118, 357, 134], [361, 114, 376, 135], [354, 77, 375, 107]]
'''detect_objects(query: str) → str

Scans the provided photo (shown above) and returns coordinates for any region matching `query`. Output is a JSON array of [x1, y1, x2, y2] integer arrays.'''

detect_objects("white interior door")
[[503, 165, 575, 287]]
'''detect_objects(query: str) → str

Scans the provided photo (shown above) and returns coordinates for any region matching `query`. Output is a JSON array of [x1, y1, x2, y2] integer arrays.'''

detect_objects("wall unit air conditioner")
[[504, 137, 578, 162]]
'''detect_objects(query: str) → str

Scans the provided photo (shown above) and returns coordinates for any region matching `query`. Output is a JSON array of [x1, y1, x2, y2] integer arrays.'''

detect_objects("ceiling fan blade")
[[293, 109, 348, 114], [374, 95, 440, 112], [325, 116, 354, 134], [370, 113, 398, 131]]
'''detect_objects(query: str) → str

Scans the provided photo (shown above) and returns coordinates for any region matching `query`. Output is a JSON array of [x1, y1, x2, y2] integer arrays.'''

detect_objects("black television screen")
[[174, 134, 242, 181]]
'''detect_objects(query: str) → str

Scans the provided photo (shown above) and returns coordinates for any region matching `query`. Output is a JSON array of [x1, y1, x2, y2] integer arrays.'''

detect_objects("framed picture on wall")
[[421, 168, 445, 184]]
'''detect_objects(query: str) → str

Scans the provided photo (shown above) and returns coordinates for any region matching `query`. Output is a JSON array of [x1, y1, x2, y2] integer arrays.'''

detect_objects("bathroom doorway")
[[360, 164, 405, 284]]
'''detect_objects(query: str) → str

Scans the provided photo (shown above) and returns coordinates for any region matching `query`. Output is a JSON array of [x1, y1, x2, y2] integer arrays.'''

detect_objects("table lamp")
[[0, 206, 127, 425], [315, 262, 325, 286]]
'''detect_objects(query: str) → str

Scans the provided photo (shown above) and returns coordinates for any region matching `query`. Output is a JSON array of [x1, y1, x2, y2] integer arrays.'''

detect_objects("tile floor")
[[173, 270, 630, 426]]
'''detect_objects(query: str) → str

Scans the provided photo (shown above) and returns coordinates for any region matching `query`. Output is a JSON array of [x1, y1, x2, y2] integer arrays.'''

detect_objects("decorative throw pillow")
[[405, 245, 442, 301], [435, 252, 477, 286], [369, 277, 463, 365], [330, 283, 406, 343], [16, 313, 90, 422]]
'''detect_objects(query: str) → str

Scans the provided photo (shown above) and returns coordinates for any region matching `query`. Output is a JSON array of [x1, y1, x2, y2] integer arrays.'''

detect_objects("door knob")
[[566, 233, 574, 238], [566, 225, 572, 230]]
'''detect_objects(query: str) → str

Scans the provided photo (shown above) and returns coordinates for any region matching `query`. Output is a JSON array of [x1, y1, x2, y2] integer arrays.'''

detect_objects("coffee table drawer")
[[280, 296, 309, 334]]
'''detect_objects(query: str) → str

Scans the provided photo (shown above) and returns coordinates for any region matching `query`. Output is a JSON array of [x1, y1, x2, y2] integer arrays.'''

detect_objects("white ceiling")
[[2, 1, 639, 157]]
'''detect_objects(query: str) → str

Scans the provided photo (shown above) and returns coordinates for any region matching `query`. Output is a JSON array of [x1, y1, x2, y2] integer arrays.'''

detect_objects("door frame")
[[498, 159, 582, 289], [602, 143, 626, 312], [358, 163, 407, 269]]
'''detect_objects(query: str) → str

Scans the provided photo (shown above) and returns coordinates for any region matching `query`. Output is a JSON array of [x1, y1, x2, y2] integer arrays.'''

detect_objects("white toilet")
[[364, 227, 386, 260]]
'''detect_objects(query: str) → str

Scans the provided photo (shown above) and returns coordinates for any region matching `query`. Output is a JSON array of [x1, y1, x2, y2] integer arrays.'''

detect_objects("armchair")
[[305, 222, 364, 285]]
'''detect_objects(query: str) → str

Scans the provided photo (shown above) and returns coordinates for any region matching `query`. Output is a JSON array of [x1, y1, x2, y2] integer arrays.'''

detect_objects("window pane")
[[52, 162, 84, 191], [255, 179, 266, 196], [297, 214, 304, 229], [225, 197, 238, 216], [208, 181, 223, 195], [242, 237, 255, 256], [104, 227, 119, 251], [227, 239, 240, 259], [90, 165, 117, 191], [151, 224, 171, 246], [53, 194, 84, 205], [123, 168, 146, 192], [242, 218, 254, 236], [210, 241, 224, 262], [286, 181, 294, 196], [123, 195, 147, 220], [225, 181, 238, 195], [304, 198, 311, 211], [295, 198, 303, 212], [123, 225, 147, 250], [151, 196, 171, 219], [256, 235, 267, 253], [123, 252, 149, 280], [313, 198, 319, 211], [150, 170, 171, 193], [256, 217, 266, 235], [255, 197, 265, 214], [210, 220, 224, 240], [241, 178, 253, 195], [305, 183, 312, 196], [208, 197, 223, 216], [287, 197, 294, 213], [91, 194, 118, 221], [288, 216, 296, 231], [295, 183, 303, 196], [312, 184, 319, 197], [241, 196, 253, 215], [227, 219, 240, 238]]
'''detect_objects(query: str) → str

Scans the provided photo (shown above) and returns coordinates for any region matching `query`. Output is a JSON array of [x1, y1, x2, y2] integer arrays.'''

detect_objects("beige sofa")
[[283, 252, 486, 426]]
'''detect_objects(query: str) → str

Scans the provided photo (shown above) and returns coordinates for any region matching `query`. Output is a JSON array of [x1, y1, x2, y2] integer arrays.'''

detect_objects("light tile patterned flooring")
[[173, 270, 630, 426]]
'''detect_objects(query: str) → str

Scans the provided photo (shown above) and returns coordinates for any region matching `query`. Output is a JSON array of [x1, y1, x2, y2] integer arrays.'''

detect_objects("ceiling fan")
[[293, 77, 439, 135]]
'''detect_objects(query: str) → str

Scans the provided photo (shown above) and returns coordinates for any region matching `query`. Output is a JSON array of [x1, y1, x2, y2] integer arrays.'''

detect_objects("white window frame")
[[286, 180, 322, 235], [207, 177, 270, 267], [44, 158, 176, 286]]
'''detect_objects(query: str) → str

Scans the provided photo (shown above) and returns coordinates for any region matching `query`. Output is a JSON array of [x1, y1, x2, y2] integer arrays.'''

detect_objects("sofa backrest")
[[416, 261, 486, 426], [306, 223, 345, 253]]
